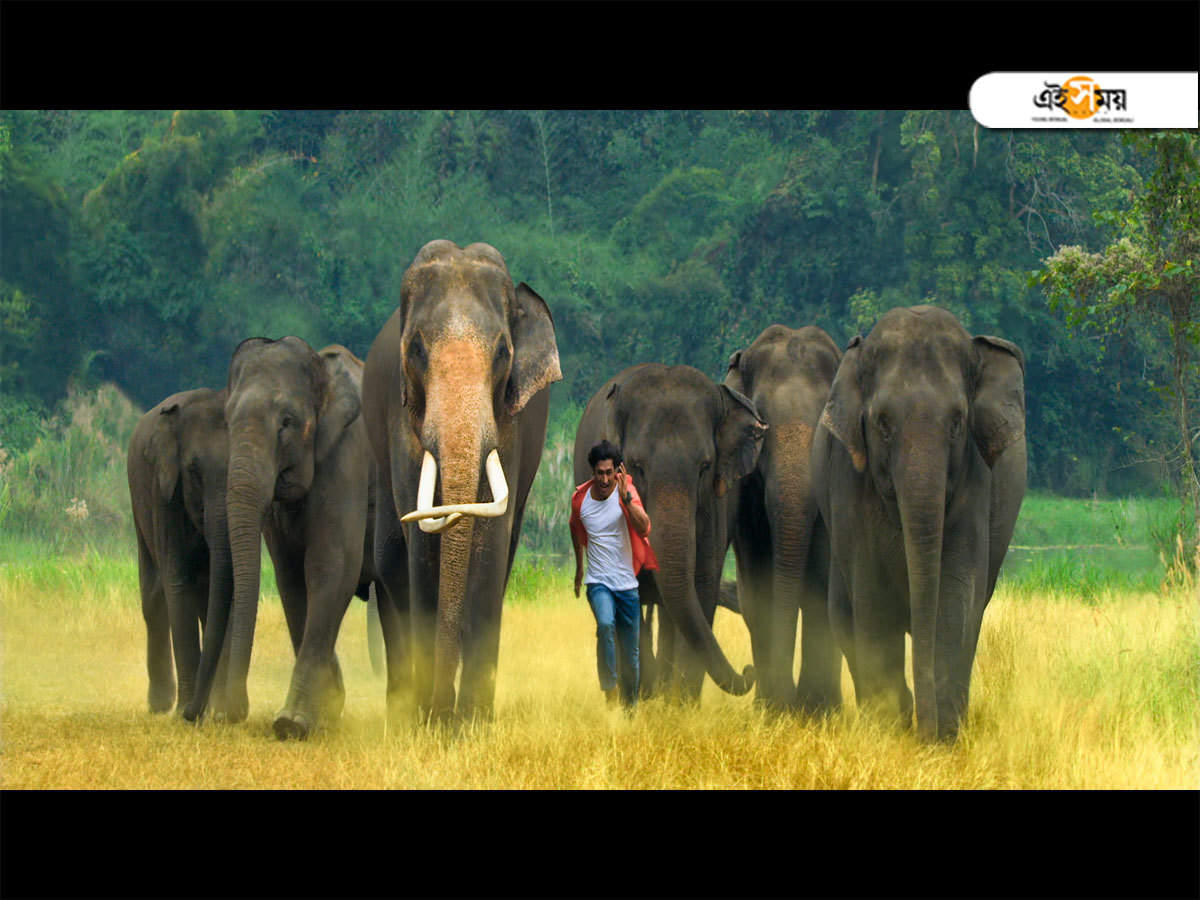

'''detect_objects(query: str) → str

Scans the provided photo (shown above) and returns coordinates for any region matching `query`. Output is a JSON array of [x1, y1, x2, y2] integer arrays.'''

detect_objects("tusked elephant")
[[361, 240, 561, 725], [574, 363, 765, 702], [127, 387, 232, 715], [185, 340, 399, 740], [812, 306, 1026, 741], [724, 325, 843, 713]]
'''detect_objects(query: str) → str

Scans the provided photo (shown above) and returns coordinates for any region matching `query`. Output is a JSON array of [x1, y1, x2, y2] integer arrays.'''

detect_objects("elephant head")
[[819, 305, 1025, 739], [576, 364, 766, 697], [363, 240, 561, 718], [212, 335, 364, 723]]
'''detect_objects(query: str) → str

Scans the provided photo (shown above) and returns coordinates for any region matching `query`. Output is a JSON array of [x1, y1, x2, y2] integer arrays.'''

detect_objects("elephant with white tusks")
[[812, 306, 1026, 742], [362, 240, 561, 727]]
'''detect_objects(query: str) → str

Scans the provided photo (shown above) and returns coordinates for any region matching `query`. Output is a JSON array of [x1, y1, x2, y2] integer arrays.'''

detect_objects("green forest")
[[2, 110, 1197, 533]]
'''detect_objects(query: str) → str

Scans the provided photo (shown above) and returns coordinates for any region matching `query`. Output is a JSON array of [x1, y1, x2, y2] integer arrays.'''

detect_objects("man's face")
[[592, 458, 618, 499]]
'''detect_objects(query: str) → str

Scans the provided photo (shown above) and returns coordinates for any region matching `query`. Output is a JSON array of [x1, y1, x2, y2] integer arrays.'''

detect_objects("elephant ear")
[[971, 335, 1026, 467], [819, 335, 866, 473], [315, 351, 363, 464], [506, 282, 562, 415], [714, 385, 768, 498], [723, 350, 746, 396], [148, 403, 183, 501]]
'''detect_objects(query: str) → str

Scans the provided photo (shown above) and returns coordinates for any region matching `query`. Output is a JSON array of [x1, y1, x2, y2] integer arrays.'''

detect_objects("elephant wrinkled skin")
[[574, 363, 765, 702], [128, 388, 233, 716], [362, 240, 561, 725], [725, 325, 843, 713], [812, 306, 1026, 741]]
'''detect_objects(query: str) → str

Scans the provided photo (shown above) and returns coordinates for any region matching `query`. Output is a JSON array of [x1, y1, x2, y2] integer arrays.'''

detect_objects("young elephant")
[[128, 388, 232, 715], [812, 306, 1026, 741], [186, 339, 394, 740], [362, 240, 561, 725], [574, 363, 766, 702], [724, 325, 843, 713]]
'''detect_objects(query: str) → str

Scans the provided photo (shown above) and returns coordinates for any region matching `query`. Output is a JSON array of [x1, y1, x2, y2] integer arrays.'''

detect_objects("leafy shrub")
[[0, 383, 141, 553]]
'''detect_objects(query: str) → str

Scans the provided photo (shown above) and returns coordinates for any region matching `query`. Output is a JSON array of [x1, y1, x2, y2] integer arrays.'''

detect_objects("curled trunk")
[[654, 495, 754, 696]]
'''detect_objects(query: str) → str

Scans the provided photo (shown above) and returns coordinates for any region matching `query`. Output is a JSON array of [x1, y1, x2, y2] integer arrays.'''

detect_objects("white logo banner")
[[970, 72, 1198, 128]]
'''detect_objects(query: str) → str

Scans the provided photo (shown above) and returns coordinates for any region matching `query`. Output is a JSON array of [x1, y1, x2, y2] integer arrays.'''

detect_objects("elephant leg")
[[139, 539, 175, 714], [656, 615, 681, 700], [274, 551, 355, 740], [163, 552, 203, 714], [737, 560, 777, 708], [827, 560, 857, 691], [366, 584, 386, 677], [273, 554, 309, 656], [853, 612, 911, 730], [459, 586, 503, 724], [374, 577, 413, 727], [407, 535, 441, 722], [374, 495, 415, 726], [638, 603, 657, 698], [795, 521, 841, 714], [207, 625, 233, 719], [636, 572, 661, 698]]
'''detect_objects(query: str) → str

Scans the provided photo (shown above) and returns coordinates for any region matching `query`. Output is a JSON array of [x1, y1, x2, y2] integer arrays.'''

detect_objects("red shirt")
[[569, 479, 658, 575]]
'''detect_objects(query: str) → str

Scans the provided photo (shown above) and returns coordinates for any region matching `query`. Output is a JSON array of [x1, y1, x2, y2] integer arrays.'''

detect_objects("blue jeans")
[[586, 583, 640, 706]]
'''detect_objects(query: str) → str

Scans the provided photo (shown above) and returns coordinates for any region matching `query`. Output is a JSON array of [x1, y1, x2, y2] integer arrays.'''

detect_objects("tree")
[[1039, 131, 1200, 554]]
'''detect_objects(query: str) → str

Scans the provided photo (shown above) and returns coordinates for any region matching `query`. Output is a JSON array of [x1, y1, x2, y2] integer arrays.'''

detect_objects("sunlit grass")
[[2, 549, 1196, 789]]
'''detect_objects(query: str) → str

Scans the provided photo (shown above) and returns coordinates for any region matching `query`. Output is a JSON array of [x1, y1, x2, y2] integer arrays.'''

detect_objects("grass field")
[[2, 543, 1196, 790]]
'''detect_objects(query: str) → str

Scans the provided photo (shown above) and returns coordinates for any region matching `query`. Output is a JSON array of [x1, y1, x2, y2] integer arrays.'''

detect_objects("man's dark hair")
[[587, 440, 623, 470]]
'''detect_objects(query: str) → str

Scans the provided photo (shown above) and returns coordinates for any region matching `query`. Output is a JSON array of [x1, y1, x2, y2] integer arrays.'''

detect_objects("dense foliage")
[[2, 110, 1197, 502]]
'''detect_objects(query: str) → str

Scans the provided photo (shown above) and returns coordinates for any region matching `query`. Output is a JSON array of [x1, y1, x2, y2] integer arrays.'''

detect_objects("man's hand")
[[616, 463, 632, 504], [574, 568, 583, 598]]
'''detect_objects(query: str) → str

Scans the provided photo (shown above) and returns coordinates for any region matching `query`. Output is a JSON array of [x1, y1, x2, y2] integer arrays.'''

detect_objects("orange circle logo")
[[1060, 76, 1101, 119]]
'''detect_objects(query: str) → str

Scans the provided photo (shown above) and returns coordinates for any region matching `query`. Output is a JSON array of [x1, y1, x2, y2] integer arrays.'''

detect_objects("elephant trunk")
[[420, 338, 494, 721], [653, 489, 754, 696], [220, 432, 276, 723], [896, 448, 949, 741]]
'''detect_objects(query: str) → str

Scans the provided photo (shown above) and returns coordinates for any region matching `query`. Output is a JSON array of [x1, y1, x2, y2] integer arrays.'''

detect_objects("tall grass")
[[1, 562, 1195, 788]]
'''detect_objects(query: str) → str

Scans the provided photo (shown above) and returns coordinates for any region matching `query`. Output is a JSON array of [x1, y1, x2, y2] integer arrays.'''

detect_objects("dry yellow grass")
[[1, 560, 1196, 789]]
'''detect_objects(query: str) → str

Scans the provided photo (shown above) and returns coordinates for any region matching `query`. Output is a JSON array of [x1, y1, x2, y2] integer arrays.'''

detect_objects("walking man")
[[569, 440, 656, 709]]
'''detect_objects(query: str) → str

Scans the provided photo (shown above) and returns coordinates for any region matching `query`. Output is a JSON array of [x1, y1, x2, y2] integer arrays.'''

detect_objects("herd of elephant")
[[130, 239, 1026, 743]]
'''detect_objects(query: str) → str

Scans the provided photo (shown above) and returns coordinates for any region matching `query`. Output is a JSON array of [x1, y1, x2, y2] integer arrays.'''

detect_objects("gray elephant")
[[812, 306, 1026, 741], [574, 363, 765, 702], [186, 339, 398, 740], [724, 325, 843, 713], [361, 240, 561, 725], [127, 388, 232, 715]]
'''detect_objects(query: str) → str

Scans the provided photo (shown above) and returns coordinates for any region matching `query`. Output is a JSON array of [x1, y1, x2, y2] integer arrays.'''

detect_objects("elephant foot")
[[148, 684, 176, 714], [273, 709, 312, 741], [794, 688, 842, 717]]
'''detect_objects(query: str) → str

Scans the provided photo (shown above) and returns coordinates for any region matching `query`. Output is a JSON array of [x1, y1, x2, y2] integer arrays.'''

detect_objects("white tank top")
[[580, 488, 639, 591]]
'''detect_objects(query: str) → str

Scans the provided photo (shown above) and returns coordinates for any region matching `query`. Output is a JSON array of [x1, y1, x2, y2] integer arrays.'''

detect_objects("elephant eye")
[[949, 412, 964, 440], [408, 334, 427, 366], [494, 341, 510, 364], [876, 414, 893, 442]]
